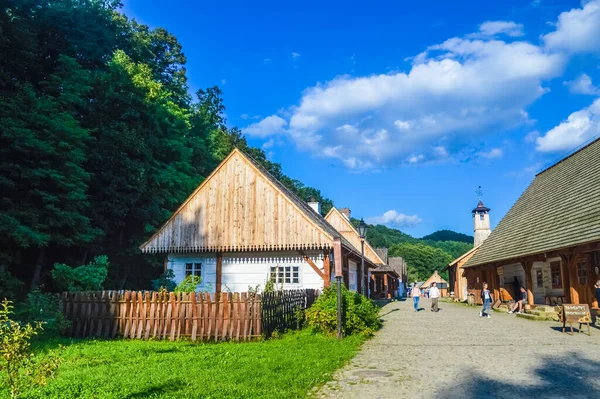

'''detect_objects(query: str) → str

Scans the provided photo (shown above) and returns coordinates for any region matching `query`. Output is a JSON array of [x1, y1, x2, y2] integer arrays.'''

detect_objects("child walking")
[[480, 282, 493, 319]]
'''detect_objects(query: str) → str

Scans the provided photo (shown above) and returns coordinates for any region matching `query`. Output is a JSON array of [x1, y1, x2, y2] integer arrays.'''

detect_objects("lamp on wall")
[[357, 218, 367, 297]]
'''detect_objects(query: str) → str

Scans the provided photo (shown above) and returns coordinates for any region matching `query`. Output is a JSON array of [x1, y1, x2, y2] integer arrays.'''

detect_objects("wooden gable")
[[324, 208, 385, 266], [140, 149, 335, 253], [421, 271, 448, 288]]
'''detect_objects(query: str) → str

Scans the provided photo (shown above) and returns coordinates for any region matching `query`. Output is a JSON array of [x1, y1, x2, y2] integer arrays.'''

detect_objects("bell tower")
[[472, 186, 491, 246]]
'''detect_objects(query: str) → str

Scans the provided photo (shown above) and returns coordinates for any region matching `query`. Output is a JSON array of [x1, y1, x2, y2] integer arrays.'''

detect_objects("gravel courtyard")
[[315, 298, 600, 399]]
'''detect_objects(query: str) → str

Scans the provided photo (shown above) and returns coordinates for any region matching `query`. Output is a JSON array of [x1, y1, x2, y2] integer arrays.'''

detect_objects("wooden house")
[[140, 149, 375, 293], [443, 246, 480, 301], [368, 248, 406, 299], [462, 138, 600, 308], [324, 207, 384, 293], [420, 271, 449, 297]]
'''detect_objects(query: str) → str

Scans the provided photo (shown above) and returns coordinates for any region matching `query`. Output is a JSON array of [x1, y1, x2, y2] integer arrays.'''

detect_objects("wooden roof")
[[465, 137, 600, 268], [325, 207, 385, 267], [442, 245, 480, 272], [140, 149, 351, 253], [421, 271, 448, 288]]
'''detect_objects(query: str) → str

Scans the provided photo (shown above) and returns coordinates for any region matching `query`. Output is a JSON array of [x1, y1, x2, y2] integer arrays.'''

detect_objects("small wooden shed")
[[421, 271, 449, 297]]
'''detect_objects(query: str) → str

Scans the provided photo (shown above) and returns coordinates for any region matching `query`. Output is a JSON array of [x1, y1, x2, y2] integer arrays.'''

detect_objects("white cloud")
[[291, 52, 301, 59], [477, 21, 524, 37], [536, 98, 600, 152], [543, 0, 600, 53], [242, 115, 287, 138], [245, 1, 600, 170], [478, 148, 504, 159], [262, 139, 275, 150], [525, 130, 540, 142], [564, 73, 600, 95], [394, 120, 412, 130], [408, 154, 424, 164], [366, 210, 422, 227], [262, 58, 272, 65]]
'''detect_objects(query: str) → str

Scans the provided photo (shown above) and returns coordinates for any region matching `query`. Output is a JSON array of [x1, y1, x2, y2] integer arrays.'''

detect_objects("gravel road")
[[314, 298, 600, 399]]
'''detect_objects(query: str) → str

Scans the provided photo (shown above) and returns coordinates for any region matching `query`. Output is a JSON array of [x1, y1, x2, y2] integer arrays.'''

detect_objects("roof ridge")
[[536, 134, 600, 176]]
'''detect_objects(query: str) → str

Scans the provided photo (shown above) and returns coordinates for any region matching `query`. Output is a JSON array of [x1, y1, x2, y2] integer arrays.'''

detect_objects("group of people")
[[408, 281, 530, 319], [409, 279, 600, 318], [409, 281, 440, 312]]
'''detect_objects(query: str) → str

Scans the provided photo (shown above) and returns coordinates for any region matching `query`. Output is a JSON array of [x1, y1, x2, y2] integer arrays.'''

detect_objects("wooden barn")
[[420, 271, 449, 297], [324, 207, 384, 293], [140, 149, 376, 293], [443, 246, 480, 302], [462, 138, 600, 308]]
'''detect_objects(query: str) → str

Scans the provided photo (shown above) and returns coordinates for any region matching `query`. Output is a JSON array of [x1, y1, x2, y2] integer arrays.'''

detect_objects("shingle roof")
[[464, 137, 600, 268], [388, 257, 406, 276]]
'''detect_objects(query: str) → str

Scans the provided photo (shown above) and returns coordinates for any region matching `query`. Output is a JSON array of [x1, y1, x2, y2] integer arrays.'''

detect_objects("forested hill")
[[421, 230, 473, 244], [359, 223, 474, 282], [0, 0, 333, 294]]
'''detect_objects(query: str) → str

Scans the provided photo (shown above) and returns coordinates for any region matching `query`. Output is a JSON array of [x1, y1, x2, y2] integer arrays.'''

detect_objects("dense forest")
[[359, 223, 474, 282], [0, 0, 334, 297]]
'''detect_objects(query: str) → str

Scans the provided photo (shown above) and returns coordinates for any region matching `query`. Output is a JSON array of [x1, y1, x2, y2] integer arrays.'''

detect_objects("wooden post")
[[523, 259, 534, 306], [384, 274, 389, 298], [569, 256, 580, 304], [323, 251, 331, 288], [560, 253, 572, 303], [216, 252, 223, 293]]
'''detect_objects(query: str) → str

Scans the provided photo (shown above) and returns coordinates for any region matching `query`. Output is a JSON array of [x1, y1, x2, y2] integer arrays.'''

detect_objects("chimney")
[[308, 199, 321, 214], [339, 207, 351, 220]]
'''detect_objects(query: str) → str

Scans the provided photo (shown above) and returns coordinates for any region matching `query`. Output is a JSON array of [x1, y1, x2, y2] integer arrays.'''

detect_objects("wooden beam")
[[559, 252, 572, 303], [216, 252, 223, 293], [299, 250, 326, 281]]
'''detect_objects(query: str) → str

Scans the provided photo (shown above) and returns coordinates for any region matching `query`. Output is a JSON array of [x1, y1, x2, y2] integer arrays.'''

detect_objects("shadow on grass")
[[123, 379, 185, 399], [439, 352, 600, 399]]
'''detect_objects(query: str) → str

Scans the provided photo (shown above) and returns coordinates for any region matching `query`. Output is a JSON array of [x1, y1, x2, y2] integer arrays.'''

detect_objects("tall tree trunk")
[[118, 263, 131, 290], [30, 247, 46, 291]]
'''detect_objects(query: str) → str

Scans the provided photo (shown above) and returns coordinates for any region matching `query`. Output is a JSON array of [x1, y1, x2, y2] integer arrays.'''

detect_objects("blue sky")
[[122, 0, 600, 237]]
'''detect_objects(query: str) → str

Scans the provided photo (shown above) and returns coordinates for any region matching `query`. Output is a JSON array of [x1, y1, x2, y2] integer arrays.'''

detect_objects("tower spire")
[[472, 187, 491, 246]]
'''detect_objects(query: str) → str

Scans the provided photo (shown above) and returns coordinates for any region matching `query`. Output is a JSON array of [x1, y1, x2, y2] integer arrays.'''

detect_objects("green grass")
[[8, 331, 364, 399]]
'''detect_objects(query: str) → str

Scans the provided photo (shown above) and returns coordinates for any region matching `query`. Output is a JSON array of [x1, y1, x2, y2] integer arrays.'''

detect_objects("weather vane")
[[476, 186, 483, 200]]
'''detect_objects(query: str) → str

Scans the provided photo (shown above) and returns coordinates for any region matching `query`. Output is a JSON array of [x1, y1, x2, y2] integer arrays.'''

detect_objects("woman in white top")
[[410, 282, 421, 312]]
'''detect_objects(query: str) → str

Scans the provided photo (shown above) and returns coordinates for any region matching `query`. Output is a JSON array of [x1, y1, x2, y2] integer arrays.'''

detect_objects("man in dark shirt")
[[508, 287, 528, 314]]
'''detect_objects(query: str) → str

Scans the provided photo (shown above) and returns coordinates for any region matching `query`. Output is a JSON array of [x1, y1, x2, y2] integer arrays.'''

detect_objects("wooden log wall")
[[60, 291, 262, 342]]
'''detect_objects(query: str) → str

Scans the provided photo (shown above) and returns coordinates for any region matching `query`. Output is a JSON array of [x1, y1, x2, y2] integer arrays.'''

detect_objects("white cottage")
[[139, 149, 376, 293]]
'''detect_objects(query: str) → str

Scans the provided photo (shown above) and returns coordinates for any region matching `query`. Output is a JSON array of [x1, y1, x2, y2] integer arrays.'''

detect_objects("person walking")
[[594, 280, 600, 306], [410, 282, 421, 312], [429, 282, 440, 312], [479, 282, 493, 318]]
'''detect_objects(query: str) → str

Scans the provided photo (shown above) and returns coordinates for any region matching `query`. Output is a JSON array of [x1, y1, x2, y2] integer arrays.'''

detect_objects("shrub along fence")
[[60, 289, 318, 342], [60, 291, 262, 341], [261, 289, 318, 337]]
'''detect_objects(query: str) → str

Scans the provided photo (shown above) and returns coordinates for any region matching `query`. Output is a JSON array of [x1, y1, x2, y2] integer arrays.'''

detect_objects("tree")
[[389, 242, 453, 282]]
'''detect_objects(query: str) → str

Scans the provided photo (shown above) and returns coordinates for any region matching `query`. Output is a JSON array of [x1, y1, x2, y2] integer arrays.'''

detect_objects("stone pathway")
[[314, 298, 600, 399]]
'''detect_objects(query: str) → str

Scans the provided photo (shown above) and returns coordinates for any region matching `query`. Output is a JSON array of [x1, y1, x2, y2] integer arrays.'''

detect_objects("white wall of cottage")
[[166, 251, 326, 293]]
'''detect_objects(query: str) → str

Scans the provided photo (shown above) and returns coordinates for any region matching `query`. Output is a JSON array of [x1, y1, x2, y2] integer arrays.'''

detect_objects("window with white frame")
[[185, 262, 202, 278], [270, 265, 300, 284]]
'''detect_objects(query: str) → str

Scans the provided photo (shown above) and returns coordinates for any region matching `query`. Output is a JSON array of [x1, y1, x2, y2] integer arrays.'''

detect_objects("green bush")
[[16, 290, 71, 337], [51, 255, 109, 292], [151, 269, 176, 292], [173, 275, 201, 294], [306, 285, 382, 337], [0, 300, 62, 398]]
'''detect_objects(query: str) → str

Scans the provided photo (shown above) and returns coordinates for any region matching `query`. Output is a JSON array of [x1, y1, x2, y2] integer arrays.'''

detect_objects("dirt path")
[[314, 298, 600, 399]]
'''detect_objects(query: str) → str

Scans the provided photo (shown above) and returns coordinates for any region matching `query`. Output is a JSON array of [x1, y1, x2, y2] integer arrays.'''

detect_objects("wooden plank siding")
[[140, 150, 335, 253], [325, 207, 384, 267]]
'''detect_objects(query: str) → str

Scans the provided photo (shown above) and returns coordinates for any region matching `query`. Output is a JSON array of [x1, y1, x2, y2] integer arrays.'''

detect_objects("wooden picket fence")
[[60, 291, 262, 341], [261, 289, 317, 337]]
